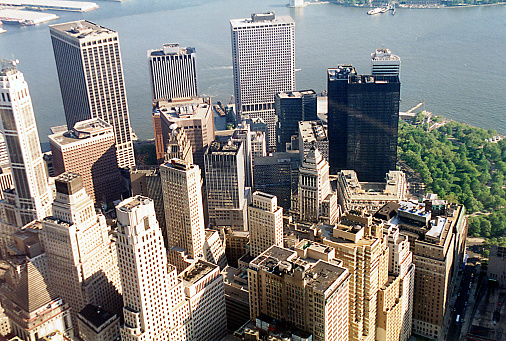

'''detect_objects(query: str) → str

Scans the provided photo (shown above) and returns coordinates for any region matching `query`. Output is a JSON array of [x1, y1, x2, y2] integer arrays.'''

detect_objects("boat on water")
[[367, 7, 383, 15]]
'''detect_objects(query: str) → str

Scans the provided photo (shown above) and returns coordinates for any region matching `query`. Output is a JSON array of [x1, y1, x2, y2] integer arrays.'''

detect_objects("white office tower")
[[160, 159, 205, 271], [50, 20, 135, 168], [371, 48, 401, 77], [0, 62, 52, 252], [148, 43, 198, 101], [248, 191, 283, 257], [41, 173, 122, 327], [298, 148, 338, 224], [230, 12, 295, 149], [180, 260, 228, 341], [115, 196, 189, 341]]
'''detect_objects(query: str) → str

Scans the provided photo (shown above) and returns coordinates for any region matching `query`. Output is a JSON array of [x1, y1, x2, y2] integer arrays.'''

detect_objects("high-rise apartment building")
[[205, 140, 250, 230], [49, 20, 135, 168], [49, 118, 122, 204], [298, 148, 338, 225], [148, 43, 198, 101], [115, 196, 190, 341], [230, 12, 295, 149], [371, 48, 400, 77], [316, 211, 390, 341], [248, 191, 283, 257], [41, 173, 122, 327], [275, 90, 317, 152], [248, 241, 350, 341], [327, 66, 400, 181], [152, 97, 214, 170], [0, 61, 52, 228], [160, 159, 205, 270]]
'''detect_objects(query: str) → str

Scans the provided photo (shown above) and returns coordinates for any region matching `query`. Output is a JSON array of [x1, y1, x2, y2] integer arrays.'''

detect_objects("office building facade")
[[41, 173, 122, 327], [148, 43, 198, 101], [371, 48, 400, 77], [275, 90, 317, 152], [248, 242, 350, 341], [230, 12, 295, 149], [327, 66, 400, 181], [248, 191, 283, 257], [49, 118, 122, 204], [50, 20, 135, 168]]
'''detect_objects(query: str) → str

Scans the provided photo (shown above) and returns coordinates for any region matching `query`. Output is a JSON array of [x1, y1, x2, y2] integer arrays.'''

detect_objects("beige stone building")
[[49, 118, 122, 204], [248, 241, 350, 341], [316, 211, 389, 341], [40, 173, 122, 328], [248, 191, 283, 257]]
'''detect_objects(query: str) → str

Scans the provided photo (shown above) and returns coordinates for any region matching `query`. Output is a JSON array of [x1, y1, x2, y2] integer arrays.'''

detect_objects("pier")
[[0, 8, 58, 25], [0, 0, 99, 12]]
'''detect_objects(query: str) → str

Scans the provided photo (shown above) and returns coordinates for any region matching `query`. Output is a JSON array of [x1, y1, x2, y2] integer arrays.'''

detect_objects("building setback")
[[50, 20, 135, 168], [148, 43, 198, 101], [49, 118, 122, 204], [327, 65, 400, 181], [230, 12, 295, 149]]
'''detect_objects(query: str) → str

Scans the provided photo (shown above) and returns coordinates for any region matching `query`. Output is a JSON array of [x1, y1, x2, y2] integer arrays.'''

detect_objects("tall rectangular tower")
[[371, 48, 400, 77], [248, 191, 283, 257], [49, 20, 135, 168], [230, 12, 295, 149], [327, 66, 400, 181], [160, 159, 205, 263], [275, 90, 317, 152], [0, 61, 52, 228], [148, 43, 198, 101]]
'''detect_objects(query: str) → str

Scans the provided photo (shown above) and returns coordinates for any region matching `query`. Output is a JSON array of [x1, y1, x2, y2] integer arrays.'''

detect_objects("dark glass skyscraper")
[[328, 65, 400, 182], [275, 90, 317, 152]]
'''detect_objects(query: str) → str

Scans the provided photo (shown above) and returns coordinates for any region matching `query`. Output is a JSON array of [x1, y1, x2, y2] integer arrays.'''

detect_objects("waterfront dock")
[[0, 8, 58, 25], [0, 0, 99, 12]]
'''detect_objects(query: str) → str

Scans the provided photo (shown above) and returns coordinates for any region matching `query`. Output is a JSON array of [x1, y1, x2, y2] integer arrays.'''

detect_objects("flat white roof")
[[0, 9, 58, 23], [0, 0, 98, 11], [230, 15, 294, 28]]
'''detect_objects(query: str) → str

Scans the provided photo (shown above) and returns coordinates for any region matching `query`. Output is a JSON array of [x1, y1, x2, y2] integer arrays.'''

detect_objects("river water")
[[0, 0, 504, 141]]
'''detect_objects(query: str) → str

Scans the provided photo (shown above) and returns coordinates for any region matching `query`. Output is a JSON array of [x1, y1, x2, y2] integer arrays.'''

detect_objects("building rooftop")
[[50, 20, 115, 38], [339, 170, 406, 202], [207, 140, 242, 155], [148, 43, 195, 57], [299, 120, 327, 143], [328, 65, 356, 80], [181, 260, 217, 284], [117, 196, 152, 213], [230, 12, 294, 28], [78, 304, 117, 330], [154, 97, 211, 121], [371, 48, 400, 61], [49, 118, 113, 146], [276, 89, 316, 99]]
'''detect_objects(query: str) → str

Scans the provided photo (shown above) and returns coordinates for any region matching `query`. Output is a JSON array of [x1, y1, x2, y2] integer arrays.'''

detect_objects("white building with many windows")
[[248, 191, 283, 257], [230, 12, 295, 149]]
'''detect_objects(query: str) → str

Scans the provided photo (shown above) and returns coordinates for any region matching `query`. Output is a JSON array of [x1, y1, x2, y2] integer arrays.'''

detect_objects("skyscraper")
[[0, 61, 52, 228], [248, 191, 283, 257], [371, 48, 400, 77], [49, 20, 135, 168], [148, 43, 198, 101], [327, 65, 400, 181], [115, 196, 189, 341], [160, 159, 205, 270], [275, 90, 317, 152], [49, 118, 122, 204], [230, 12, 295, 149], [205, 140, 249, 230], [41, 173, 122, 327]]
